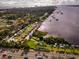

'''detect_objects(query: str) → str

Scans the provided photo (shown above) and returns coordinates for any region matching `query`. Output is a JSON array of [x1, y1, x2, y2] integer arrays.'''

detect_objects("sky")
[[0, 0, 79, 9], [0, 0, 54, 8]]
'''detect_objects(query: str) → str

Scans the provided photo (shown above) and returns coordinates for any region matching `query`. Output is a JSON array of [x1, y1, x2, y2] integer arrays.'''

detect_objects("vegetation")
[[43, 36, 71, 46], [33, 30, 47, 38], [0, 11, 79, 55]]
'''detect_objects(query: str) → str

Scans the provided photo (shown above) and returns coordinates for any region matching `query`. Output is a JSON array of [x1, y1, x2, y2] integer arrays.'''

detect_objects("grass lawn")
[[26, 37, 79, 55], [27, 39, 38, 49]]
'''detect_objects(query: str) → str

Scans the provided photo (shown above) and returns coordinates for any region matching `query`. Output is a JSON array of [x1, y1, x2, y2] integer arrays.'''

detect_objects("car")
[[24, 57, 28, 59], [37, 57, 43, 59], [37, 55, 43, 59], [69, 57, 75, 59]]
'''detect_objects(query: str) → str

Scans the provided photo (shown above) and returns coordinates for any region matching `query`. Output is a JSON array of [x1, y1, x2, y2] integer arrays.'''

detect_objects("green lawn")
[[27, 39, 38, 49], [26, 37, 79, 54]]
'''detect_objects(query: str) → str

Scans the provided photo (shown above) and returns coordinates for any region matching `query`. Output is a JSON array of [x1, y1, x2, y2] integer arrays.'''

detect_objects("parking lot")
[[0, 49, 79, 59]]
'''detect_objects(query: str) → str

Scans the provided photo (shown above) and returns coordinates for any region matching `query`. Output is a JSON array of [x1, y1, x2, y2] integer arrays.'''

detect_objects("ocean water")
[[39, 5, 79, 45]]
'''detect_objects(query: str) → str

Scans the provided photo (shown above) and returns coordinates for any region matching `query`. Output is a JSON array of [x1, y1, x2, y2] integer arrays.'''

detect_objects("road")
[[8, 23, 37, 41], [8, 12, 48, 42]]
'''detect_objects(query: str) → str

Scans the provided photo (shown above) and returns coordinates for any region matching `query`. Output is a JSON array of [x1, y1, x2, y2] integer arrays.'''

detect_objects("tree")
[[33, 30, 47, 38], [43, 36, 70, 46]]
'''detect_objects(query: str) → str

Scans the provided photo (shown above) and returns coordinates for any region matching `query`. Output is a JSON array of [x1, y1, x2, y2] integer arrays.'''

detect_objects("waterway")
[[39, 5, 79, 45]]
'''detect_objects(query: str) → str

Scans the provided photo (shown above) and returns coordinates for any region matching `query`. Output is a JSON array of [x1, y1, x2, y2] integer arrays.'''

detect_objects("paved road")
[[8, 12, 48, 41]]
